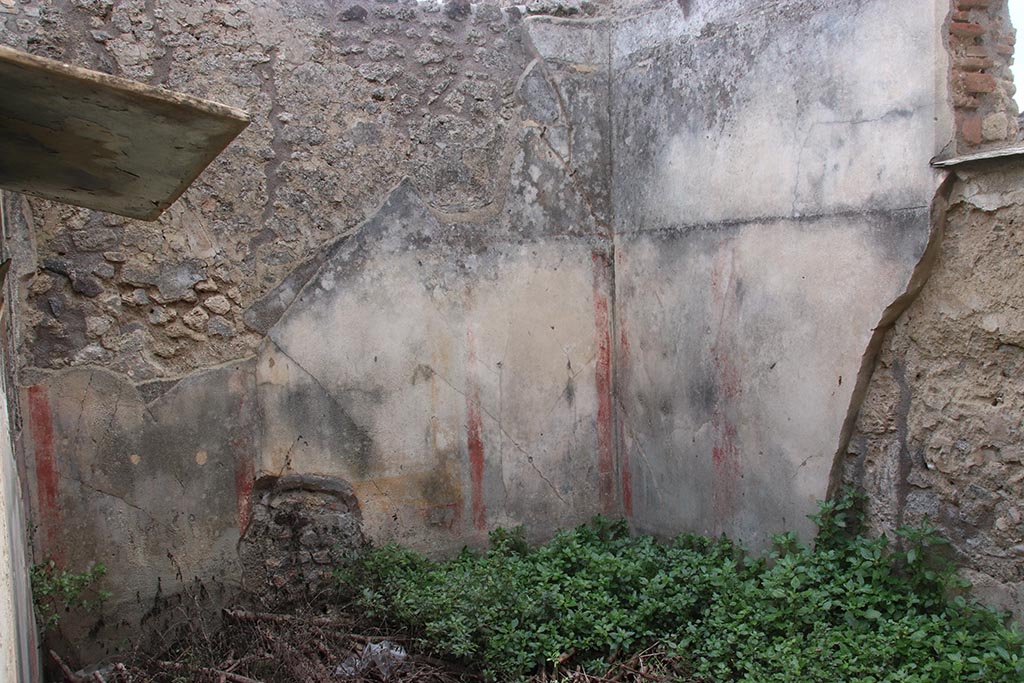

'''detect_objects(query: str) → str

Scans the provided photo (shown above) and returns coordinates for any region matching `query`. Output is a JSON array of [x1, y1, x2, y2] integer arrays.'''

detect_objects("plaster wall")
[[0, 0, 961, 656], [611, 0, 953, 545], [0, 364, 36, 683], [256, 181, 616, 557], [0, 191, 38, 682], [2, 0, 619, 657], [20, 360, 256, 657]]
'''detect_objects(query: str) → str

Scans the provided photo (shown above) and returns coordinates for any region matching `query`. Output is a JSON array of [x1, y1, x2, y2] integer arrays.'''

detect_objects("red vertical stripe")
[[234, 452, 255, 532], [592, 251, 615, 514], [465, 330, 487, 532], [27, 386, 61, 558], [229, 370, 256, 533], [710, 243, 741, 525], [619, 325, 633, 517]]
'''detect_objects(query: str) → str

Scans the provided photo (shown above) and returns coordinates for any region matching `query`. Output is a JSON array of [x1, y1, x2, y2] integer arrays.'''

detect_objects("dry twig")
[[49, 650, 82, 683], [222, 607, 351, 629], [158, 660, 265, 683]]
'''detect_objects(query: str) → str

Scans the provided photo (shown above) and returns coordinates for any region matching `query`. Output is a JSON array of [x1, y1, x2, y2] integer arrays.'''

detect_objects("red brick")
[[962, 71, 997, 93], [952, 10, 971, 21], [956, 56, 995, 71], [961, 115, 983, 145], [964, 45, 989, 57], [1006, 31, 1017, 46], [995, 43, 1015, 56], [957, 0, 990, 8], [950, 22, 986, 39]]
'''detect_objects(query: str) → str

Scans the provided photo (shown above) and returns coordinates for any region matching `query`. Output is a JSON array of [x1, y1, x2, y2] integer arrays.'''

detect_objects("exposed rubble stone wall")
[[844, 161, 1024, 621], [950, 0, 1020, 150], [239, 475, 364, 608], [839, 0, 1024, 623], [1, 0, 566, 380]]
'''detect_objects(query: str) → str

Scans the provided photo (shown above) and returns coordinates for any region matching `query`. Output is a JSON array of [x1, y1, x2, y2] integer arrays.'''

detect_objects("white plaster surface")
[[260, 222, 612, 553], [0, 348, 36, 683], [615, 0, 950, 231], [616, 211, 930, 544], [611, 0, 953, 547]]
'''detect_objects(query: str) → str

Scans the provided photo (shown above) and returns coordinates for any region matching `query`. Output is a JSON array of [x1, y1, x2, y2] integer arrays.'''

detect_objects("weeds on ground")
[[340, 490, 1024, 682], [30, 559, 110, 631]]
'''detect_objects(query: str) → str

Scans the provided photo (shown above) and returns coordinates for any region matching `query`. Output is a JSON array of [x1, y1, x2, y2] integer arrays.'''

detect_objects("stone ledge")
[[931, 144, 1024, 168], [0, 45, 249, 220]]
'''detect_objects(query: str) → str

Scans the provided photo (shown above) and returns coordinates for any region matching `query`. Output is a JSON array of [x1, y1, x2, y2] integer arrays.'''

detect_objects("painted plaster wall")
[[255, 180, 617, 558], [21, 361, 257, 657], [2, 0, 619, 658], [611, 0, 953, 546], [0, 0, 963, 657]]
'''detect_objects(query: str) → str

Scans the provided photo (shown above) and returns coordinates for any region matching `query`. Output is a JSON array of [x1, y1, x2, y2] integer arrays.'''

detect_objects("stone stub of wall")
[[950, 0, 1020, 149], [239, 474, 365, 608], [845, 161, 1024, 622]]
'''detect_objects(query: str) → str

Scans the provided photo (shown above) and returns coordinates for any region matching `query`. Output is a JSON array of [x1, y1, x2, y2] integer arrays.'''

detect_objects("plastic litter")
[[335, 640, 408, 678]]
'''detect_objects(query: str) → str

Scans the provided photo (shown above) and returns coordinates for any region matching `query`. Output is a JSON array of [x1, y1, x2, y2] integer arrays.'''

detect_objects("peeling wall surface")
[[0, 0, 957, 654], [839, 0, 1024, 624], [845, 162, 1024, 622], [0, 192, 38, 682], [2, 0, 616, 656], [1, 351, 37, 683]]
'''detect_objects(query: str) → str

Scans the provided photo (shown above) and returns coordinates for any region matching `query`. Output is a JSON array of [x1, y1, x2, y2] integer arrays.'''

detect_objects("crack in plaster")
[[827, 173, 957, 496], [544, 352, 597, 415], [422, 363, 567, 505], [791, 107, 928, 217], [72, 372, 94, 450], [70, 475, 175, 534], [261, 339, 363, 432], [614, 394, 664, 499]]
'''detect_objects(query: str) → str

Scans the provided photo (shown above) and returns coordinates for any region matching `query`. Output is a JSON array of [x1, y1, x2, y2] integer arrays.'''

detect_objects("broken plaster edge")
[[826, 171, 957, 498]]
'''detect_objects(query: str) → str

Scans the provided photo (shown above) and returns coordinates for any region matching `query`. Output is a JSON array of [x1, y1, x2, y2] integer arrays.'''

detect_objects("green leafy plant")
[[338, 488, 1024, 681], [30, 559, 111, 630]]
